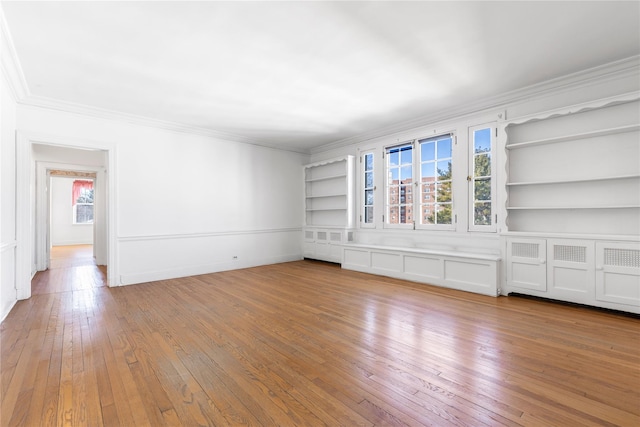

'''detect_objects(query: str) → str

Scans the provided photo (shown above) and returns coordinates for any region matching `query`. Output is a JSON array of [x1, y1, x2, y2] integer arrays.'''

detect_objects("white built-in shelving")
[[303, 156, 355, 262], [503, 95, 640, 314], [505, 98, 640, 236]]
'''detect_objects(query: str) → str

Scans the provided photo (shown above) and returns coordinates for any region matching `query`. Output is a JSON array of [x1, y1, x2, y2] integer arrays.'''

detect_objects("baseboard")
[[51, 240, 93, 246], [0, 299, 17, 324], [118, 253, 303, 286]]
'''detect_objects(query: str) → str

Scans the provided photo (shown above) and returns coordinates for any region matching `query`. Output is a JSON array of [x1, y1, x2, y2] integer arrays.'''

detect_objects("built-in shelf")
[[306, 193, 347, 198], [505, 97, 639, 238], [503, 96, 640, 315], [304, 173, 347, 183], [507, 174, 640, 187], [506, 124, 639, 150], [304, 156, 355, 262]]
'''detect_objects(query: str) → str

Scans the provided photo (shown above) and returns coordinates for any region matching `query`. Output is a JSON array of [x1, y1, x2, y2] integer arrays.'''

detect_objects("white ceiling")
[[2, 1, 639, 152]]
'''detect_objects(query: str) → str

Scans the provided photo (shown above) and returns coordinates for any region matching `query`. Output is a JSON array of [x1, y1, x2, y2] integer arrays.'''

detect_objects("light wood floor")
[[1, 247, 639, 426]]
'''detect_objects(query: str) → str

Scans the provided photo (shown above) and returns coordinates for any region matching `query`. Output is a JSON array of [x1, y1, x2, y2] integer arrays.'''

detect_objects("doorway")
[[16, 133, 117, 301], [32, 145, 110, 292]]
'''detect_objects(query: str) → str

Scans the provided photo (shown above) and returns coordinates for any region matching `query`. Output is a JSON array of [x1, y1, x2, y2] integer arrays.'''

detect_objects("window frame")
[[468, 122, 497, 232], [72, 183, 94, 225], [383, 141, 415, 229], [382, 132, 456, 230], [415, 133, 456, 231], [360, 150, 377, 228]]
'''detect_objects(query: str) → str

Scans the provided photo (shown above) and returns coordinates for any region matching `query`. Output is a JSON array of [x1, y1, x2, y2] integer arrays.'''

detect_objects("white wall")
[[0, 65, 18, 321], [16, 105, 308, 286], [50, 177, 93, 246]]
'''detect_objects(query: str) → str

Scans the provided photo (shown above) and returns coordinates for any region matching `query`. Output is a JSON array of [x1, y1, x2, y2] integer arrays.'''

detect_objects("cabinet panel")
[[547, 239, 594, 304], [507, 238, 547, 291], [404, 255, 441, 280], [371, 251, 402, 273], [596, 241, 640, 307]]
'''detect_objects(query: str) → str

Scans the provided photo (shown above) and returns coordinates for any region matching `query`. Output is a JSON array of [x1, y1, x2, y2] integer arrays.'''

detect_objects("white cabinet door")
[[507, 238, 547, 291], [547, 239, 594, 304], [596, 241, 640, 308]]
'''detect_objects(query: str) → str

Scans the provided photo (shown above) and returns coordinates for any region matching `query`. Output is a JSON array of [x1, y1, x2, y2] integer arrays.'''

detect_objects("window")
[[362, 151, 375, 226], [469, 124, 496, 231], [418, 135, 453, 226], [72, 180, 94, 224], [385, 143, 414, 227], [384, 133, 454, 229]]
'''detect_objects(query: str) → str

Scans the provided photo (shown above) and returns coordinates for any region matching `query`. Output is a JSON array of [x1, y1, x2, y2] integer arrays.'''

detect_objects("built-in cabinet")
[[303, 156, 355, 262], [506, 237, 639, 313], [503, 95, 640, 313]]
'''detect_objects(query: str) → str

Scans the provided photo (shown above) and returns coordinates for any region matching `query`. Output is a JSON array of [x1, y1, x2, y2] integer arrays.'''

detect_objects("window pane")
[[400, 147, 412, 165], [389, 151, 399, 166], [389, 206, 399, 224], [389, 185, 399, 204], [422, 184, 433, 203], [399, 205, 410, 223], [389, 168, 399, 181], [474, 202, 492, 225], [421, 162, 435, 178], [435, 182, 452, 202], [474, 178, 491, 201], [437, 160, 451, 179], [364, 206, 374, 223], [365, 171, 373, 188], [365, 153, 373, 171], [365, 189, 374, 205], [474, 153, 491, 177], [401, 166, 412, 181], [437, 138, 452, 158], [474, 128, 491, 153], [76, 204, 94, 224], [421, 141, 435, 161], [422, 204, 435, 224], [436, 204, 453, 224]]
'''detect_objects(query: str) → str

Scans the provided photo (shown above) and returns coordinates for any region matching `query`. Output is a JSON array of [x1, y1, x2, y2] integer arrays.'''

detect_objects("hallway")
[[31, 245, 106, 295]]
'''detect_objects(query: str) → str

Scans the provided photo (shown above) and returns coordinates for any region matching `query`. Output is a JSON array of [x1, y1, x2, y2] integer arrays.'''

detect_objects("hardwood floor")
[[1, 249, 639, 426], [31, 245, 106, 295]]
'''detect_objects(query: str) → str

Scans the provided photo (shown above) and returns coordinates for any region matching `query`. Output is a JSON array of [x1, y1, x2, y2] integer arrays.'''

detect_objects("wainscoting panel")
[[118, 228, 302, 285]]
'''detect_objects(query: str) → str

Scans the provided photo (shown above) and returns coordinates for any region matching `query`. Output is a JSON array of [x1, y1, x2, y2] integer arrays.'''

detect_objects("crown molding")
[[0, 6, 29, 101], [19, 94, 312, 155], [311, 55, 640, 155]]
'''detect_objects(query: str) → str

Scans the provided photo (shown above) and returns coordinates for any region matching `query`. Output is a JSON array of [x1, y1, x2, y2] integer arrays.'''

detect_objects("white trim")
[[0, 240, 17, 252], [500, 231, 640, 243], [505, 91, 640, 127], [36, 162, 105, 271], [118, 227, 302, 242], [0, 7, 29, 101], [16, 132, 119, 301]]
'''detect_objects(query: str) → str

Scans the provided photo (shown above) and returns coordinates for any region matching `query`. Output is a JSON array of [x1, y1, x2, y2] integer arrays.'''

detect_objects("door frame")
[[16, 132, 118, 300], [36, 162, 106, 271]]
